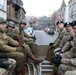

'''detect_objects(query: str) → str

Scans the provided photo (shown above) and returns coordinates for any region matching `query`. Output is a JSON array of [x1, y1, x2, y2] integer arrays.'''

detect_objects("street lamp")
[[49, 10, 51, 19]]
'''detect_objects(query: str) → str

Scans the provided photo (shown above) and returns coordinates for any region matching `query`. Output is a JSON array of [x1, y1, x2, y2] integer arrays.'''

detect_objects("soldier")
[[45, 20, 66, 62], [0, 17, 26, 75], [52, 21, 76, 75], [14, 20, 39, 56], [50, 22, 74, 75], [6, 20, 43, 63], [5, 21, 18, 40], [54, 22, 75, 55], [52, 21, 66, 47], [0, 17, 43, 75]]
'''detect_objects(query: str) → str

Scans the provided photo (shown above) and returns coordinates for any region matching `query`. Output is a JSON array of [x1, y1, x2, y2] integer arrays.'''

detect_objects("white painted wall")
[[68, 0, 75, 22], [0, 11, 7, 20], [64, 5, 69, 22], [0, 0, 7, 20]]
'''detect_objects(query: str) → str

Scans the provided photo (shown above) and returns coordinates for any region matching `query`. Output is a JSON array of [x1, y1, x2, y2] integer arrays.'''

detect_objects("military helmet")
[[19, 20, 27, 25], [56, 20, 64, 25], [7, 21, 15, 28], [71, 21, 76, 27], [64, 22, 71, 27], [0, 17, 6, 24]]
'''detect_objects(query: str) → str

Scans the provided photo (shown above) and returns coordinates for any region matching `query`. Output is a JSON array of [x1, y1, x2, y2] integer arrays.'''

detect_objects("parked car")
[[44, 27, 50, 32], [47, 28, 54, 35]]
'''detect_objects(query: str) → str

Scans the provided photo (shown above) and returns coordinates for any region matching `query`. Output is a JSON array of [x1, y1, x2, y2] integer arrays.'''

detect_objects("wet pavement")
[[35, 30, 58, 45]]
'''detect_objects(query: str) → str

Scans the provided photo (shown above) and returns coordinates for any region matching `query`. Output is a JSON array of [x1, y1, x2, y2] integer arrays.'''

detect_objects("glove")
[[68, 36, 73, 42], [50, 45, 55, 50], [55, 50, 64, 56], [52, 55, 62, 65], [32, 35, 36, 40], [49, 43, 53, 46], [59, 50, 64, 54]]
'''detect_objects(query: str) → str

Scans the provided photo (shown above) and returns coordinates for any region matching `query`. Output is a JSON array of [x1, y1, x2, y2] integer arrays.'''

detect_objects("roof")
[[60, 0, 66, 8], [21, 7, 26, 14]]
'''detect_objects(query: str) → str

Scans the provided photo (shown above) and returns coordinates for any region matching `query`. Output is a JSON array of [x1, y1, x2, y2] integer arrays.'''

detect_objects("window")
[[16, 0, 19, 3], [15, 11, 18, 19], [0, 0, 6, 11], [7, 5, 10, 14], [72, 2, 76, 12]]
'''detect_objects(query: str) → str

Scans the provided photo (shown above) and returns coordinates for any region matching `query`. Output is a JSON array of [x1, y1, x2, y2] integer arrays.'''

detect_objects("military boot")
[[50, 64, 58, 75], [21, 68, 26, 75], [16, 67, 26, 75], [31, 54, 44, 63]]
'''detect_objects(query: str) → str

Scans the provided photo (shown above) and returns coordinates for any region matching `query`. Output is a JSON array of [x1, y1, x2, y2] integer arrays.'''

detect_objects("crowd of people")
[[45, 20, 76, 75], [0, 16, 76, 75]]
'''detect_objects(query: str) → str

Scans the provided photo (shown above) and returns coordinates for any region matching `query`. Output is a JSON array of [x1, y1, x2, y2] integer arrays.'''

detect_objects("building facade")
[[0, 0, 7, 19], [7, 0, 26, 23], [52, 0, 71, 24], [55, 0, 66, 22], [64, 5, 69, 22], [68, 0, 76, 21]]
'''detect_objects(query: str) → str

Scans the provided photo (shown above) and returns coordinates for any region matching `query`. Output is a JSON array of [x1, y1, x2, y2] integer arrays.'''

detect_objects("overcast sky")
[[22, 0, 70, 17]]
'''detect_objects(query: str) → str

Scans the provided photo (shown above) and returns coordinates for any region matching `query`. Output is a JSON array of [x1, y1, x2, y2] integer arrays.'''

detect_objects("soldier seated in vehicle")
[[14, 20, 39, 57], [45, 20, 66, 62], [0, 17, 28, 75], [0, 17, 44, 75], [50, 22, 75, 75], [54, 22, 75, 55], [52, 21, 76, 75], [5, 20, 44, 64], [5, 21, 18, 41]]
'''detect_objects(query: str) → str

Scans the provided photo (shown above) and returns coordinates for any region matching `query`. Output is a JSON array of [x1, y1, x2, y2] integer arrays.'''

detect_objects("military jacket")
[[53, 28, 66, 47], [61, 35, 76, 66], [59, 30, 75, 52], [5, 28, 18, 40], [0, 32, 18, 52]]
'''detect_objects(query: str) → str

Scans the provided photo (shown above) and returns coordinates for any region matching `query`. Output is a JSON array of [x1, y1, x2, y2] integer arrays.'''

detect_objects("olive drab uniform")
[[0, 31, 31, 71], [54, 30, 75, 55], [5, 27, 44, 64], [23, 31, 37, 54], [14, 27, 37, 54], [50, 28, 67, 75], [5, 28, 18, 40], [5, 22, 36, 56], [53, 28, 66, 47], [46, 28, 66, 62], [64, 70, 76, 75], [5, 29, 34, 57], [58, 35, 76, 75]]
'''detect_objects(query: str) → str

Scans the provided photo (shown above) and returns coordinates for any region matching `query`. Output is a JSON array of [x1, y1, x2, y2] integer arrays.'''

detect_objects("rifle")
[[18, 27, 24, 47]]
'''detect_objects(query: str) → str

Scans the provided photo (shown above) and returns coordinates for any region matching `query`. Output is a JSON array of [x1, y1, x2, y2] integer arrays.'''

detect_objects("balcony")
[[7, 0, 23, 7]]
